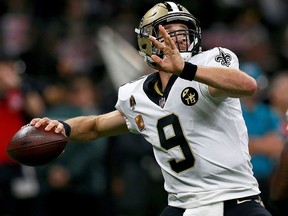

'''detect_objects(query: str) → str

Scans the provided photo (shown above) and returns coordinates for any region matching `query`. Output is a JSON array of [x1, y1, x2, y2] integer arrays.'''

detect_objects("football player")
[[30, 2, 272, 216]]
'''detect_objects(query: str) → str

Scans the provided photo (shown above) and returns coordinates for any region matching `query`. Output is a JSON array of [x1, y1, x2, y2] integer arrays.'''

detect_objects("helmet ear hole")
[[142, 44, 147, 49]]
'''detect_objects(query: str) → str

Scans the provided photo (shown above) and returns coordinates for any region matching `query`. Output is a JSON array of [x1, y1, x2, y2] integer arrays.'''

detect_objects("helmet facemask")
[[135, 1, 201, 69], [156, 28, 201, 61]]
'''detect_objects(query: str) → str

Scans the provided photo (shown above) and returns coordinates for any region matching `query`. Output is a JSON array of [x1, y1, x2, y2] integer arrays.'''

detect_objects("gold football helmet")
[[135, 1, 201, 68]]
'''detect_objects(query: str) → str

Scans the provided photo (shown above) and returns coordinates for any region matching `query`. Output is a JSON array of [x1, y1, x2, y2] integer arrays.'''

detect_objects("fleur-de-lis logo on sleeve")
[[215, 48, 232, 67]]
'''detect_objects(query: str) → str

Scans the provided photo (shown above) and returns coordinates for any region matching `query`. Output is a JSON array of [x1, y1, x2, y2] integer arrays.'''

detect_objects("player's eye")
[[168, 31, 176, 37]]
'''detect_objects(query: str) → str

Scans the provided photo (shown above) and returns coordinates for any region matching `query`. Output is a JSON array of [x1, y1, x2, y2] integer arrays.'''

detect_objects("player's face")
[[158, 23, 191, 52]]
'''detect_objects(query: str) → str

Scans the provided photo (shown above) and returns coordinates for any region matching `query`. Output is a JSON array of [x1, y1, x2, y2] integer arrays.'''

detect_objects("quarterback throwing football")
[[31, 2, 272, 216]]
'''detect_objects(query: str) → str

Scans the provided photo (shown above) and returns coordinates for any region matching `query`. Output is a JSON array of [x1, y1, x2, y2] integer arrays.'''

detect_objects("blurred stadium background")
[[0, 0, 288, 215]]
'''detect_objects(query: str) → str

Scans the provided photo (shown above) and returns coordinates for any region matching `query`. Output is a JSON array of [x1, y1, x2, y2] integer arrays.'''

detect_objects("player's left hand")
[[149, 25, 185, 75]]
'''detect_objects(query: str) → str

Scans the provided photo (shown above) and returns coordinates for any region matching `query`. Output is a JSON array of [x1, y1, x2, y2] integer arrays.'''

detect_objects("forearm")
[[194, 66, 257, 98], [65, 116, 99, 142], [65, 110, 129, 142], [30, 111, 129, 143]]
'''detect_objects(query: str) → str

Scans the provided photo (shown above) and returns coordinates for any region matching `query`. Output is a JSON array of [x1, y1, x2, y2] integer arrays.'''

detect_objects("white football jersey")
[[115, 47, 260, 209]]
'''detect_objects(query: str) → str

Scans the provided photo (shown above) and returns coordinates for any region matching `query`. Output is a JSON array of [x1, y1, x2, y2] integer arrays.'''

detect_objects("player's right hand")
[[30, 117, 65, 134]]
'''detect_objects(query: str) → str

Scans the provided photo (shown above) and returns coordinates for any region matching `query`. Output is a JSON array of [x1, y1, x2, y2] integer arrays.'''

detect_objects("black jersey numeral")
[[157, 114, 195, 173]]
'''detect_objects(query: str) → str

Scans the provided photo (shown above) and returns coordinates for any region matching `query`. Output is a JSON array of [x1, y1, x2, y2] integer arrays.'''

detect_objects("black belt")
[[224, 195, 263, 208]]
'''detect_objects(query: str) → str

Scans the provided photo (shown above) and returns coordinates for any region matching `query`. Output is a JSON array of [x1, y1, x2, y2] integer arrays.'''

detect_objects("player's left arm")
[[194, 66, 257, 98], [149, 25, 257, 98]]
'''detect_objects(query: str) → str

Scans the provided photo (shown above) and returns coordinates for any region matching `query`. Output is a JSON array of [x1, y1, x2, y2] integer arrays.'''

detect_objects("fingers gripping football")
[[30, 117, 65, 134]]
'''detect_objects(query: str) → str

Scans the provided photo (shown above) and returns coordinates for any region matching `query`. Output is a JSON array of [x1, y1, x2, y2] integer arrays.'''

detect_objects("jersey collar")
[[143, 72, 178, 107]]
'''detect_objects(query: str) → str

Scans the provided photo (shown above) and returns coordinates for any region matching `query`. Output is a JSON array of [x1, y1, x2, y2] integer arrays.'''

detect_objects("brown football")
[[6, 124, 68, 166]]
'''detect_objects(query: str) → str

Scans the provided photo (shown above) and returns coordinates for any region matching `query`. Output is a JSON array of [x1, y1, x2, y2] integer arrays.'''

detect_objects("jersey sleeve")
[[115, 89, 135, 133], [204, 47, 239, 69], [115, 81, 143, 134], [189, 47, 240, 102], [188, 47, 240, 71]]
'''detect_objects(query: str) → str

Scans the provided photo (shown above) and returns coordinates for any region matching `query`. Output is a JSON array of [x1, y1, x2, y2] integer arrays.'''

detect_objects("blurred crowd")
[[0, 0, 288, 215]]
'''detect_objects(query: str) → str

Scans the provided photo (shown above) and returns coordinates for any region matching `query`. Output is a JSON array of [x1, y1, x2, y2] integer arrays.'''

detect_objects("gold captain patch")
[[135, 114, 145, 131]]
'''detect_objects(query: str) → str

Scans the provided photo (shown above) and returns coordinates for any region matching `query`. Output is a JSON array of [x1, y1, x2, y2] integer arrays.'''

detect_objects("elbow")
[[245, 77, 258, 96]]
